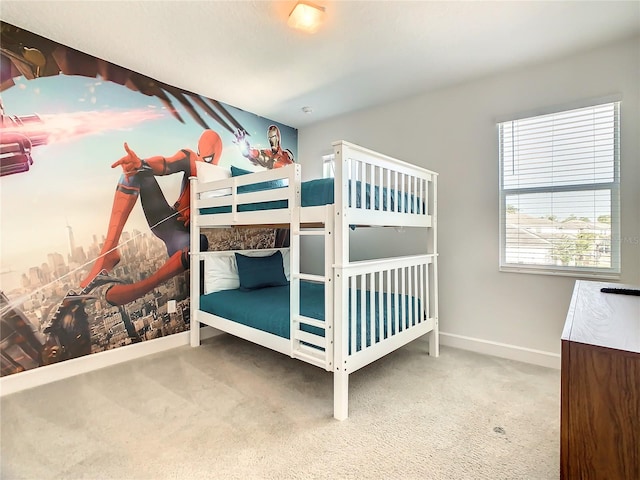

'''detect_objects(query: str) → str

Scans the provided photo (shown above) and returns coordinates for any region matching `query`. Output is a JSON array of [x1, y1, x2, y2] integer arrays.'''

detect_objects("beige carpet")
[[0, 335, 560, 479]]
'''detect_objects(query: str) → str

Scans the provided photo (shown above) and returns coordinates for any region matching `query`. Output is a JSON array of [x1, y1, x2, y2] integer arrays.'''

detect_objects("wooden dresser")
[[561, 280, 640, 480]]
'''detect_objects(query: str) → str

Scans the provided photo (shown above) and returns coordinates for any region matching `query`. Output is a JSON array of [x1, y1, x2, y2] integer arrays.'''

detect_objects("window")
[[498, 101, 620, 277], [323, 154, 357, 180], [322, 154, 335, 178]]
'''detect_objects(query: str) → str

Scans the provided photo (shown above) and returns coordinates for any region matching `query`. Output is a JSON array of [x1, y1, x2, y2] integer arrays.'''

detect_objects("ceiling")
[[2, 1, 639, 129]]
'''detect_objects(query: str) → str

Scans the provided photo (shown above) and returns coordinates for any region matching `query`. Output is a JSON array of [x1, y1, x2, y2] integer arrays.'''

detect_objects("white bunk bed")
[[189, 140, 438, 420]]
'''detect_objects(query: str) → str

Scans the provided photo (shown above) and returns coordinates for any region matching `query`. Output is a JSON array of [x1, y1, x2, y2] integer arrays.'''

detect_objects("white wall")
[[297, 36, 640, 365]]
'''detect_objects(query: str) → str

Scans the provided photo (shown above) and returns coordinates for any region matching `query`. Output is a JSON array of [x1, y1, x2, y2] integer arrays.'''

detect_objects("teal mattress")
[[199, 280, 421, 353], [199, 178, 423, 215]]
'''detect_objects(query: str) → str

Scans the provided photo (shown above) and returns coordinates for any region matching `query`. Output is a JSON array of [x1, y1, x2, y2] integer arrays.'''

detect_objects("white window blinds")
[[498, 101, 620, 277]]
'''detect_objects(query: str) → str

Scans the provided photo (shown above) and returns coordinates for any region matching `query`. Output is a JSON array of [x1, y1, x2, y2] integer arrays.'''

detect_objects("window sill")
[[499, 265, 621, 281]]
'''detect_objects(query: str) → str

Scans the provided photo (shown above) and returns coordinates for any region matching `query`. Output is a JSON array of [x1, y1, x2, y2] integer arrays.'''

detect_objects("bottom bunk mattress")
[[199, 281, 422, 352], [200, 281, 324, 339]]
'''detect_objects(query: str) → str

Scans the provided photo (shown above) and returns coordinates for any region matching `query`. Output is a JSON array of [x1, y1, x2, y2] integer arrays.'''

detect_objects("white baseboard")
[[439, 332, 561, 369], [0, 326, 222, 397], [2, 328, 558, 397]]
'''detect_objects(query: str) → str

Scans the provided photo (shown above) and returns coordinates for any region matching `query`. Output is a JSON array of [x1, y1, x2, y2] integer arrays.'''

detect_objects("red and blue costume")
[[80, 129, 222, 305]]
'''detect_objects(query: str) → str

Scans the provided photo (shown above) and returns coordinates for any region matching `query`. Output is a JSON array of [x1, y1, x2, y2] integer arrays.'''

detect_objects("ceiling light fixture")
[[287, 1, 326, 34]]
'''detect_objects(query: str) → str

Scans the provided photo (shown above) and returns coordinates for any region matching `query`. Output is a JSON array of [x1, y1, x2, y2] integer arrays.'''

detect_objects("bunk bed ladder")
[[291, 211, 334, 372]]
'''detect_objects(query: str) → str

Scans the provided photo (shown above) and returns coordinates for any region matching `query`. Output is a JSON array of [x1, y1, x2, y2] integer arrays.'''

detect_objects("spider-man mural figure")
[[80, 129, 222, 306]]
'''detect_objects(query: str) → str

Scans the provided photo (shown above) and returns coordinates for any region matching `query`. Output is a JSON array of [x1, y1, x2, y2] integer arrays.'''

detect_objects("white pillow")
[[203, 254, 240, 294], [196, 162, 231, 197], [281, 249, 291, 281], [203, 248, 291, 294]]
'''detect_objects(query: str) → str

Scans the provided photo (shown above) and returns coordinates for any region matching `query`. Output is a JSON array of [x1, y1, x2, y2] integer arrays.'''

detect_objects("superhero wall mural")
[[0, 22, 297, 376]]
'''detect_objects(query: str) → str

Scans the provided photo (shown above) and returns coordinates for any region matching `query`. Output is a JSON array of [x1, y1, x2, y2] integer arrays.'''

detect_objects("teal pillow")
[[231, 166, 285, 192], [235, 251, 289, 290]]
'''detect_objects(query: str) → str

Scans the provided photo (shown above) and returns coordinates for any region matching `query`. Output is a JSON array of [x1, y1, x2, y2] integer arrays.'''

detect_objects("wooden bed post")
[[189, 176, 201, 347], [334, 365, 349, 421], [332, 141, 351, 421], [333, 266, 349, 421], [290, 164, 301, 358]]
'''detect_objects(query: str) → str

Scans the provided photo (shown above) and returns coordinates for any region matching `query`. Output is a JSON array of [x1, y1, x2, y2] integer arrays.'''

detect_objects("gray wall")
[[297, 36, 640, 358]]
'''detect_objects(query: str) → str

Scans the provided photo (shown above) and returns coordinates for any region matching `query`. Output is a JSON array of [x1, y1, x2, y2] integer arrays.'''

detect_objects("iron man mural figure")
[[235, 124, 294, 169], [80, 129, 223, 306]]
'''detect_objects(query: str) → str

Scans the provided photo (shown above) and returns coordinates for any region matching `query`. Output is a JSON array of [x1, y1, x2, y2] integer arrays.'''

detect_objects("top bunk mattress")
[[199, 177, 423, 215]]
